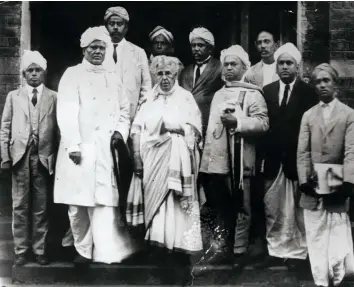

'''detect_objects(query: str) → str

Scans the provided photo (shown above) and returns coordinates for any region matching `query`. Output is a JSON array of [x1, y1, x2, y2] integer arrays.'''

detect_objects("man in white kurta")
[[101, 7, 151, 120], [54, 27, 136, 264]]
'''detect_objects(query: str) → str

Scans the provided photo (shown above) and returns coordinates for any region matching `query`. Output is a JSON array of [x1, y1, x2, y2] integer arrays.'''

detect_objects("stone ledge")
[[11, 262, 315, 285]]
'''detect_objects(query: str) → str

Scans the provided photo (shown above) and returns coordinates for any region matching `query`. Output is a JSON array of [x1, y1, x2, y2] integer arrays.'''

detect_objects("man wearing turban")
[[0, 50, 59, 266], [255, 43, 318, 269], [148, 26, 184, 86], [102, 6, 151, 120], [297, 63, 354, 286], [179, 27, 223, 137], [196, 45, 268, 269], [54, 27, 136, 264], [245, 29, 279, 88]]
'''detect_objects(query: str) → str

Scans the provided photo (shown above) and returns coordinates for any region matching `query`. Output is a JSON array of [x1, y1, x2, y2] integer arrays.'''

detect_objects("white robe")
[[54, 59, 136, 263]]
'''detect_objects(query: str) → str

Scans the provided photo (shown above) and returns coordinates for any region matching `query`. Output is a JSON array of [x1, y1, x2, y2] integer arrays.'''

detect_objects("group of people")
[[1, 5, 354, 287]]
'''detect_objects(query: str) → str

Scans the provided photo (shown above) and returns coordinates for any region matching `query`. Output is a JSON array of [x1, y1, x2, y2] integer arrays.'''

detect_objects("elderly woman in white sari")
[[130, 56, 203, 264]]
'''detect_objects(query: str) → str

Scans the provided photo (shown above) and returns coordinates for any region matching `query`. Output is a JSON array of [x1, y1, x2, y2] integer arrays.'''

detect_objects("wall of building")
[[0, 1, 22, 213], [329, 1, 354, 106]]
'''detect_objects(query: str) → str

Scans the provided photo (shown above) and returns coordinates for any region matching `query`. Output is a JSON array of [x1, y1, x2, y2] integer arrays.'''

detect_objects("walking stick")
[[110, 137, 133, 226]]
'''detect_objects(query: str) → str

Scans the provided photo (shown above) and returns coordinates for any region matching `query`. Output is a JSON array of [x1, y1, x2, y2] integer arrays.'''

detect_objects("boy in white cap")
[[0, 50, 59, 266]]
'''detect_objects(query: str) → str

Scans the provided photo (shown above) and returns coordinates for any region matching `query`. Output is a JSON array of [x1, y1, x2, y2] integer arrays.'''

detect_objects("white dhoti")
[[264, 166, 307, 259], [304, 201, 354, 287], [68, 205, 138, 264]]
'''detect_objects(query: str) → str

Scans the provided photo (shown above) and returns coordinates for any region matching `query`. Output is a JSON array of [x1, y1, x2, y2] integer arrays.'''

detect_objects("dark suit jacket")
[[179, 57, 223, 136], [261, 78, 318, 180]]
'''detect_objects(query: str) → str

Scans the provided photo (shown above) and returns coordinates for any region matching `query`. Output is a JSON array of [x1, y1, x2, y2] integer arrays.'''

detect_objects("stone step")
[[9, 262, 321, 285], [0, 239, 14, 277]]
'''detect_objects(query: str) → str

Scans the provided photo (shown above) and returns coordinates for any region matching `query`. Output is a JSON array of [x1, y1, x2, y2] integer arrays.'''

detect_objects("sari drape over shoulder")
[[131, 83, 203, 253]]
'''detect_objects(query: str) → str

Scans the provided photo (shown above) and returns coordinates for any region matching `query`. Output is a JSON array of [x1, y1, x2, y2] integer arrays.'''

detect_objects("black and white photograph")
[[0, 1, 354, 286]]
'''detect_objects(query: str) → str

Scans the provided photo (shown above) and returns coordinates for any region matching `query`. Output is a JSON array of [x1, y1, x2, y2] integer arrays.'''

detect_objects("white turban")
[[189, 27, 215, 46], [274, 42, 302, 64], [220, 45, 251, 68], [149, 26, 174, 43], [80, 26, 111, 48], [104, 6, 129, 22], [21, 50, 47, 72]]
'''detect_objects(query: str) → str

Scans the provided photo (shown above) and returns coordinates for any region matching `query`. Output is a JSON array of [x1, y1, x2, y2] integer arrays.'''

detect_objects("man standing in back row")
[[102, 6, 151, 120], [246, 29, 279, 88], [179, 27, 223, 137]]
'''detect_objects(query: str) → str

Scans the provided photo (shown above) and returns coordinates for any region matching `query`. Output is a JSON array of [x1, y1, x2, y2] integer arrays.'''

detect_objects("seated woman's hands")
[[161, 120, 184, 135], [180, 196, 190, 211]]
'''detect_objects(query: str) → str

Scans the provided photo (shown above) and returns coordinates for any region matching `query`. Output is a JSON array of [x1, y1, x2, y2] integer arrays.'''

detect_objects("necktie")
[[194, 64, 201, 86], [32, 88, 38, 107], [280, 84, 290, 110], [113, 44, 118, 63]]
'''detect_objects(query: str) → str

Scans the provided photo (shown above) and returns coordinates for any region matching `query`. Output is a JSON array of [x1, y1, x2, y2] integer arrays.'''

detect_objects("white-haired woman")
[[130, 56, 203, 264]]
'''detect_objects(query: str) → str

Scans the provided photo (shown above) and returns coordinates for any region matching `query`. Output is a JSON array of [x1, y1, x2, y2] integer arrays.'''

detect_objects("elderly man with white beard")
[[197, 45, 269, 268], [54, 27, 137, 264]]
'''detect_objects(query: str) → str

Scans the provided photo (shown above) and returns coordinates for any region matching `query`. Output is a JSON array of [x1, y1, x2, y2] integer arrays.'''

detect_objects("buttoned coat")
[[297, 99, 354, 212], [53, 62, 130, 207], [179, 57, 223, 135], [200, 82, 269, 176], [103, 38, 151, 120], [0, 86, 59, 174]]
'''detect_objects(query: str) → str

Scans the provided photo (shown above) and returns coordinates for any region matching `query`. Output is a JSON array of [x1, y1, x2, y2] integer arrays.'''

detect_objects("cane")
[[110, 137, 133, 226]]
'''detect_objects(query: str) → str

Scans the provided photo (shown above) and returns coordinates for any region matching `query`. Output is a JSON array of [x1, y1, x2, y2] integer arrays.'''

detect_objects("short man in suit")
[[297, 63, 354, 287], [0, 50, 59, 266], [102, 6, 151, 120], [256, 43, 318, 268], [246, 30, 279, 88], [179, 27, 223, 137]]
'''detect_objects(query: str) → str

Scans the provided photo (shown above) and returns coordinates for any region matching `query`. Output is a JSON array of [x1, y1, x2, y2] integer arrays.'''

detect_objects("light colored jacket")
[[103, 37, 151, 120], [200, 82, 269, 176], [245, 60, 279, 88], [54, 61, 130, 207], [0, 86, 59, 174], [297, 99, 354, 211]]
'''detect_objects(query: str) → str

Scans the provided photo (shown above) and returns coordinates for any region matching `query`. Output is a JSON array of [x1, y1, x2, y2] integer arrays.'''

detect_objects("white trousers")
[[68, 205, 138, 264], [304, 204, 354, 287]]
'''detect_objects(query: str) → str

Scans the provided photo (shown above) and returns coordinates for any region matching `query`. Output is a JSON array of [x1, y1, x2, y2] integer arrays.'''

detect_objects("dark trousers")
[[200, 173, 235, 249], [11, 143, 50, 255]]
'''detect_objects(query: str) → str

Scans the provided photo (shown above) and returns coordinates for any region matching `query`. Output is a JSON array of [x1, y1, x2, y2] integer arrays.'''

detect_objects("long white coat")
[[102, 35, 151, 120], [54, 60, 130, 207]]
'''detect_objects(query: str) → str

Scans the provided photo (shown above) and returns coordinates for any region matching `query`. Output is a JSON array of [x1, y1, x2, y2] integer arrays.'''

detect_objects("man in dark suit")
[[179, 27, 223, 137], [256, 43, 318, 269]]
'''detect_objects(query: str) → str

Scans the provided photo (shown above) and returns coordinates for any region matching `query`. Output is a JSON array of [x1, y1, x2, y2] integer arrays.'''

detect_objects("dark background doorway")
[[30, 1, 239, 91], [248, 2, 298, 63]]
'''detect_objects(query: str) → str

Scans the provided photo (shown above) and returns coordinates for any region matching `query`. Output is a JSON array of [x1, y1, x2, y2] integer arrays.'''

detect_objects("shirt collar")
[[196, 55, 211, 66], [279, 78, 296, 93], [26, 83, 44, 95], [112, 37, 126, 47], [320, 97, 337, 109]]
